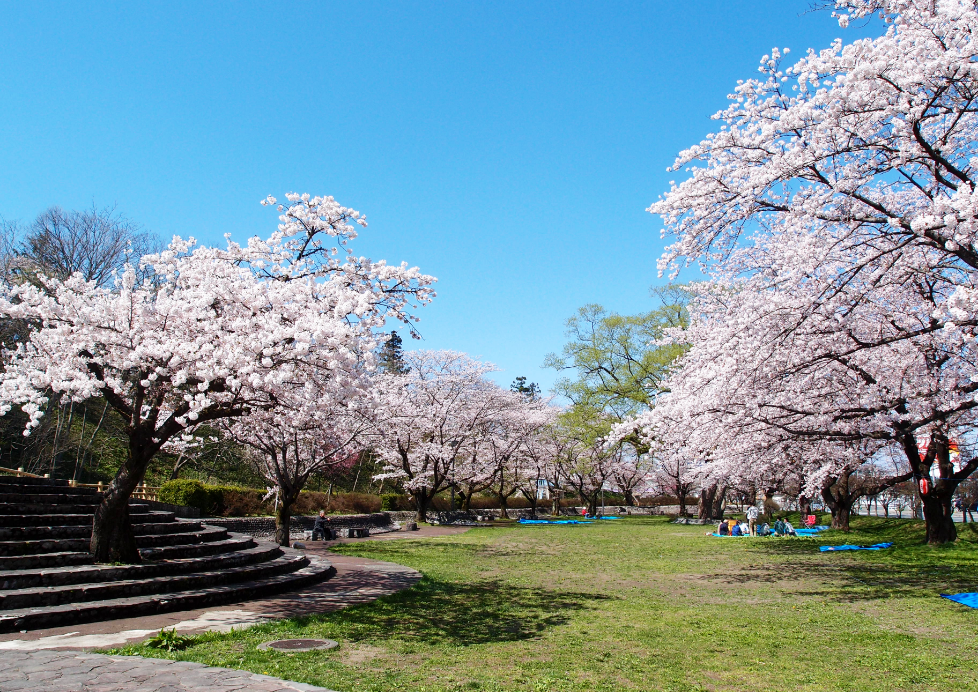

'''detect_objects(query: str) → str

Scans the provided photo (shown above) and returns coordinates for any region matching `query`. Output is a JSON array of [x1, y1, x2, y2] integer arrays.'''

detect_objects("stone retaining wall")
[[139, 499, 202, 519], [204, 512, 395, 539], [203, 505, 678, 538]]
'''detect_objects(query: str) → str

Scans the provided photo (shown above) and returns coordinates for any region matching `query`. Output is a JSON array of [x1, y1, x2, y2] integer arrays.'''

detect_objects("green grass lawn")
[[107, 516, 978, 692]]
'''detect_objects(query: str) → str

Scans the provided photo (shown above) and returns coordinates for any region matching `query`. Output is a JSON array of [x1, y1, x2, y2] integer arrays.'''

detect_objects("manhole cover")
[[258, 638, 339, 652]]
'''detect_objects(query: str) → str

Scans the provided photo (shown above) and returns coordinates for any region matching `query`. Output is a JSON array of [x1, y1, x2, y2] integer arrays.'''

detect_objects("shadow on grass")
[[289, 575, 615, 646]]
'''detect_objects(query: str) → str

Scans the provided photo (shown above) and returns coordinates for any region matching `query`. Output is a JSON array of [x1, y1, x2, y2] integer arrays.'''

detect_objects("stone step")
[[0, 520, 204, 541], [0, 553, 309, 610], [0, 525, 226, 557], [0, 514, 94, 528], [0, 543, 284, 590], [0, 551, 94, 570], [0, 483, 99, 497], [0, 554, 336, 632], [0, 510, 174, 528], [0, 538, 90, 557], [0, 525, 92, 541], [132, 511, 177, 524], [0, 502, 152, 515], [133, 526, 228, 549], [133, 520, 203, 536], [139, 535, 256, 561], [0, 492, 103, 505]]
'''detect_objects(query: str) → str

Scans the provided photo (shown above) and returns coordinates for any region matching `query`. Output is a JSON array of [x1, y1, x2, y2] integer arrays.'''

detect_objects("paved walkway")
[[0, 649, 337, 691], [0, 526, 472, 691]]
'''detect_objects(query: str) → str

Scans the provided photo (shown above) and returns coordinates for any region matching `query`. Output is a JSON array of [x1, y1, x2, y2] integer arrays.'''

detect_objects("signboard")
[[535, 479, 550, 500]]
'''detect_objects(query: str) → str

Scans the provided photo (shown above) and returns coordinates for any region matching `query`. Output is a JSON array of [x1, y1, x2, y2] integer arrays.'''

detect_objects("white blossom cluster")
[[0, 193, 435, 480], [626, 1, 978, 508]]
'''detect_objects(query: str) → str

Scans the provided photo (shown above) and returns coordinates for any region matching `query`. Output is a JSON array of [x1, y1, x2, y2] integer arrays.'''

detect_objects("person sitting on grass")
[[782, 519, 796, 537], [718, 520, 729, 535], [731, 522, 743, 536], [773, 518, 786, 536]]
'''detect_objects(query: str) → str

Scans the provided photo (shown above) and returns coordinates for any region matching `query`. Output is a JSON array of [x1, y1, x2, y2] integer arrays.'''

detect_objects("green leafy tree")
[[510, 376, 541, 400], [377, 330, 410, 374], [544, 285, 689, 423], [545, 286, 691, 509]]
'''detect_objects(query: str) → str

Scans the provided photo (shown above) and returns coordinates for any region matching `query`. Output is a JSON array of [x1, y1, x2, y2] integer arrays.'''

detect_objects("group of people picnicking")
[[714, 504, 798, 537]]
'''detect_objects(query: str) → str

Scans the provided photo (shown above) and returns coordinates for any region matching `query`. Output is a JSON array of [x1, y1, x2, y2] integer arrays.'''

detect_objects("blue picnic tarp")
[[941, 593, 978, 609], [819, 542, 894, 552]]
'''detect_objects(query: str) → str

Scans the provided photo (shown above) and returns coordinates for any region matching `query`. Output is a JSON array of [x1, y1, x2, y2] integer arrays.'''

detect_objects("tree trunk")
[[587, 493, 598, 516], [828, 501, 853, 531], [623, 488, 636, 506], [798, 494, 812, 518], [698, 483, 718, 521], [274, 501, 293, 546], [677, 484, 690, 517], [414, 490, 431, 523], [921, 489, 957, 544], [90, 455, 145, 563], [762, 489, 780, 520], [821, 474, 856, 532], [711, 486, 726, 520], [899, 430, 973, 544]]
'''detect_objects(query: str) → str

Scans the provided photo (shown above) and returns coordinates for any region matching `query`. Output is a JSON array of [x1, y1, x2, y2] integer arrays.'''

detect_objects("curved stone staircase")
[[0, 475, 334, 632]]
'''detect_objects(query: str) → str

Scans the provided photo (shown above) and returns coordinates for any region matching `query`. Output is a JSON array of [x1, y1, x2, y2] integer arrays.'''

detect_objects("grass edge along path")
[[106, 516, 978, 692]]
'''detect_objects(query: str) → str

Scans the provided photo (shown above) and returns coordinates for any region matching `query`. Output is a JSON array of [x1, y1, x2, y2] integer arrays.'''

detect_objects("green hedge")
[[381, 493, 412, 511], [158, 479, 225, 514], [158, 480, 382, 517]]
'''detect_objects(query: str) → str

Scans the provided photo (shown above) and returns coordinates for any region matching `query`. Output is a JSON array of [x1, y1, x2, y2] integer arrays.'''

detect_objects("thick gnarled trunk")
[[922, 492, 957, 544], [91, 449, 148, 563], [698, 483, 726, 521], [676, 483, 692, 517], [274, 502, 293, 546], [900, 430, 976, 544], [91, 484, 140, 563], [821, 476, 856, 532]]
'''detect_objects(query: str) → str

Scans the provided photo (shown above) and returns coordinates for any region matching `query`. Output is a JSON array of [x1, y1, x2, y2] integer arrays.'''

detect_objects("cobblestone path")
[[0, 649, 338, 691]]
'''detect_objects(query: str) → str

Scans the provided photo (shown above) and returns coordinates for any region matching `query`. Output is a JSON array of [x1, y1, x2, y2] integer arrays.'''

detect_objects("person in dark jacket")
[[312, 510, 331, 540]]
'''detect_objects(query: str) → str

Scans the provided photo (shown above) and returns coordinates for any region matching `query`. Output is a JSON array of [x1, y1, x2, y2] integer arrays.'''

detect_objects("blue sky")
[[0, 1, 873, 392]]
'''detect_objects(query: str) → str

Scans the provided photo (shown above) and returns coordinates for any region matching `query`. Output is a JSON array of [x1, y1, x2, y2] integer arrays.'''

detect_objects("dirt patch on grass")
[[339, 643, 386, 664]]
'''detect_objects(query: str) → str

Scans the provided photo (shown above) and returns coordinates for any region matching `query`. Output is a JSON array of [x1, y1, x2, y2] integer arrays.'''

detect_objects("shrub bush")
[[160, 482, 386, 517], [219, 487, 266, 517], [158, 479, 222, 514], [381, 493, 411, 511]]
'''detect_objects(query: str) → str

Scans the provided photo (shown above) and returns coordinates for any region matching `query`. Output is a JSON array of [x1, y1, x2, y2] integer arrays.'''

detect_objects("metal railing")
[[0, 465, 47, 478], [0, 466, 160, 501]]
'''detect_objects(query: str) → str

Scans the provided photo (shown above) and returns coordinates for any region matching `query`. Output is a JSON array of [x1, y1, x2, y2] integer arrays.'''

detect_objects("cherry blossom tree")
[[654, 0, 978, 285], [478, 391, 557, 517], [628, 261, 978, 539], [225, 366, 374, 546], [636, 0, 978, 543], [371, 351, 509, 521], [0, 193, 434, 562]]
